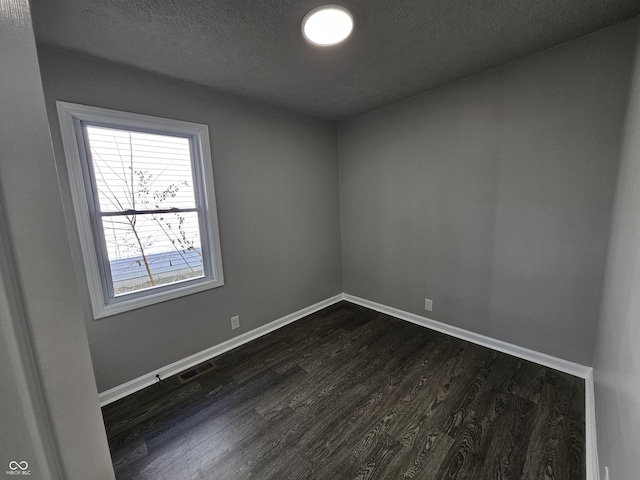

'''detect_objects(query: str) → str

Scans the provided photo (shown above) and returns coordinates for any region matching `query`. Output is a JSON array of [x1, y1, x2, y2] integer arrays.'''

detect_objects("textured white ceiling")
[[31, 0, 640, 120]]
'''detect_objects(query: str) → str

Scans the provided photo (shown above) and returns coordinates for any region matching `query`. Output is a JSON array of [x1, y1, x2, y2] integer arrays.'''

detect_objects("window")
[[57, 102, 224, 318]]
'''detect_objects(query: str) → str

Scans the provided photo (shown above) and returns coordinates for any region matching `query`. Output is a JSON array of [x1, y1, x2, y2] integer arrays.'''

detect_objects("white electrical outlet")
[[425, 298, 433, 311], [605, 466, 610, 480], [231, 315, 240, 330]]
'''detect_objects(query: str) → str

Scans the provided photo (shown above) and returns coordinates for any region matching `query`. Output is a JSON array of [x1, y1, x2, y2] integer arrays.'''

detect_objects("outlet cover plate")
[[231, 315, 240, 330], [425, 298, 433, 311]]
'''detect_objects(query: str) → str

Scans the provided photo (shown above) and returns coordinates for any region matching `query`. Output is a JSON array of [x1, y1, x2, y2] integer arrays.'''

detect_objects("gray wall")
[[338, 20, 637, 365], [37, 47, 343, 392], [593, 25, 640, 479], [0, 1, 114, 477]]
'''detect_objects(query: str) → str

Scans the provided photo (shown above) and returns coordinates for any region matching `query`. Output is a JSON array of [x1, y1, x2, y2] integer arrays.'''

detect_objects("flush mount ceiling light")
[[302, 5, 354, 46]]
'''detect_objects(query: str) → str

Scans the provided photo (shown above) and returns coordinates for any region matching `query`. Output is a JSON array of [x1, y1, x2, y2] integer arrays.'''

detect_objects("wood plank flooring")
[[101, 301, 585, 479]]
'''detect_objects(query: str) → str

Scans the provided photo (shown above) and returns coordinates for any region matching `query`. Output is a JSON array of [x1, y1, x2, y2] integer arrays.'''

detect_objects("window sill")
[[94, 276, 224, 319]]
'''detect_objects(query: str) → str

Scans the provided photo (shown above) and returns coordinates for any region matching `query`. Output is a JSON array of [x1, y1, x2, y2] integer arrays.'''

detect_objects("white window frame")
[[57, 101, 224, 319]]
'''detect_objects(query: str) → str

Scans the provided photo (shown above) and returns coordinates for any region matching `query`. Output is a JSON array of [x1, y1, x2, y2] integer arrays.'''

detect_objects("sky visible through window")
[[85, 125, 204, 295]]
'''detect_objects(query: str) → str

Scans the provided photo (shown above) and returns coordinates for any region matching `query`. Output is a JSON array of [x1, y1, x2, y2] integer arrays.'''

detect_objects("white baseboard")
[[98, 291, 599, 480], [343, 293, 598, 480], [98, 294, 344, 406], [585, 369, 600, 480], [343, 293, 591, 377]]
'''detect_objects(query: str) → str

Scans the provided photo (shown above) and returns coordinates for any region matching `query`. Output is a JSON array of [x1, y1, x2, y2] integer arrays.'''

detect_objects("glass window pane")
[[85, 125, 197, 212], [102, 212, 203, 296]]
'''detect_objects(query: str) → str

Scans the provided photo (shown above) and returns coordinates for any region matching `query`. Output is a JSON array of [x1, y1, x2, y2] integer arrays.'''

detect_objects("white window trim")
[[57, 101, 224, 319]]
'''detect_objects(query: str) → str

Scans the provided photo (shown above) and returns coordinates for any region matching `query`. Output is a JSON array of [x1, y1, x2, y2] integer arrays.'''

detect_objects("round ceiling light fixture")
[[302, 5, 354, 46]]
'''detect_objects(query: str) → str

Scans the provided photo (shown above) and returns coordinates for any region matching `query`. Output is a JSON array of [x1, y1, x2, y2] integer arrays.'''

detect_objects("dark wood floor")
[[102, 301, 585, 479]]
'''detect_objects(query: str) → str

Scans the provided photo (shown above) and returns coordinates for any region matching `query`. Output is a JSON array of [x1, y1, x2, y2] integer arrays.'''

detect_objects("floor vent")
[[177, 361, 216, 383]]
